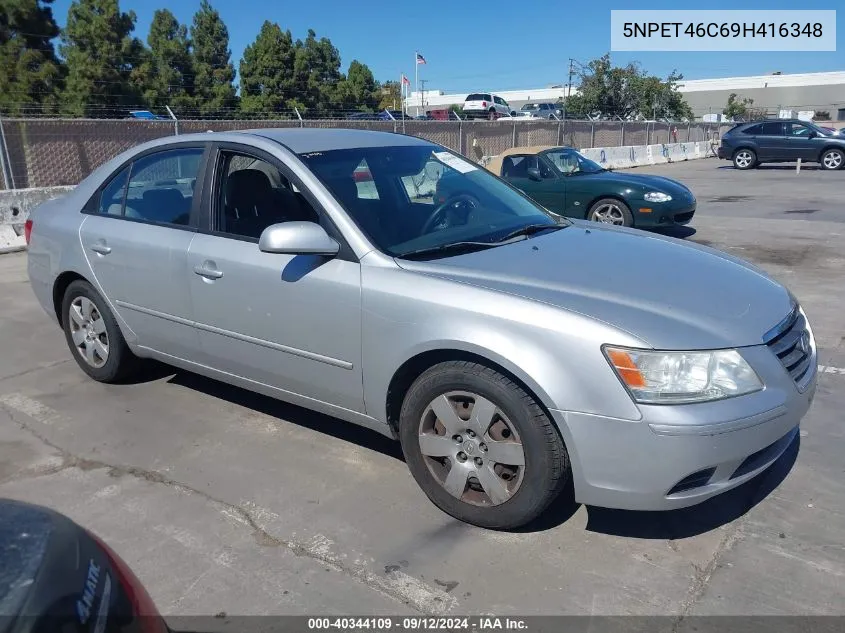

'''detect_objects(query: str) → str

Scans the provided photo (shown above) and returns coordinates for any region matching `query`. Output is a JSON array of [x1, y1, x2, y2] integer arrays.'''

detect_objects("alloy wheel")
[[734, 150, 754, 169], [823, 151, 843, 169], [68, 296, 109, 368], [418, 391, 525, 507], [590, 203, 626, 225]]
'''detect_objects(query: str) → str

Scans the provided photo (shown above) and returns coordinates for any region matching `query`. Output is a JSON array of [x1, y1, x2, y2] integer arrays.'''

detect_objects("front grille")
[[764, 305, 813, 388]]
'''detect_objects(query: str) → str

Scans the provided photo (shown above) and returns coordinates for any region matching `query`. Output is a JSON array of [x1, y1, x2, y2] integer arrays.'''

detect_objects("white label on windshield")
[[433, 151, 478, 174]]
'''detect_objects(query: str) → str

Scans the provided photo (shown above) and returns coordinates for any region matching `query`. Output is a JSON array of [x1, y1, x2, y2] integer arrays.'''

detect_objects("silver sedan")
[[26, 129, 817, 529]]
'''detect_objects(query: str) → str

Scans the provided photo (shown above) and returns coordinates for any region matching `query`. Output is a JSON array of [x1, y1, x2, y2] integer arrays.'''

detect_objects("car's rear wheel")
[[733, 148, 757, 170], [587, 198, 633, 227], [820, 148, 844, 170], [399, 361, 569, 529], [61, 280, 139, 383], [488, 109, 497, 121]]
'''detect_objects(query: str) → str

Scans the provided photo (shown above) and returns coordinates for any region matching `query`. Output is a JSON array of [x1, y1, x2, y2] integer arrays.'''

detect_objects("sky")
[[49, 0, 844, 92]]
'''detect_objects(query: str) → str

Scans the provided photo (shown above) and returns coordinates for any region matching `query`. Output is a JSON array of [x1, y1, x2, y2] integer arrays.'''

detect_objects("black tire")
[[399, 361, 570, 529], [587, 198, 634, 227], [732, 148, 757, 170], [820, 148, 844, 171], [488, 109, 497, 121], [61, 280, 139, 383]]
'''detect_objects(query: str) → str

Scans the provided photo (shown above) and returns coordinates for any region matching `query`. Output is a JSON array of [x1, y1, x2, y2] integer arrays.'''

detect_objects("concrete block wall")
[[0, 186, 74, 253]]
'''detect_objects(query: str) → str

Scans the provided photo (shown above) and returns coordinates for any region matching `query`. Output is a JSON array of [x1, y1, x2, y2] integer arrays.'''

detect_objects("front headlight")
[[644, 191, 672, 202], [604, 347, 763, 404]]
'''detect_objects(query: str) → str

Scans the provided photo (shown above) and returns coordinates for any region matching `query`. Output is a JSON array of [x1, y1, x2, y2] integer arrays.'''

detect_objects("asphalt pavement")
[[0, 157, 843, 621]]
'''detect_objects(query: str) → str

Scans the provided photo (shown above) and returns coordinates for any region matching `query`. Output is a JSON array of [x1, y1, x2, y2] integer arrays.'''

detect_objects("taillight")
[[24, 219, 33, 245], [86, 531, 169, 633], [481, 101, 487, 108]]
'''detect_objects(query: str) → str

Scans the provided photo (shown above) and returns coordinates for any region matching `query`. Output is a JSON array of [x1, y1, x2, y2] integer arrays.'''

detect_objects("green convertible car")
[[485, 146, 696, 228]]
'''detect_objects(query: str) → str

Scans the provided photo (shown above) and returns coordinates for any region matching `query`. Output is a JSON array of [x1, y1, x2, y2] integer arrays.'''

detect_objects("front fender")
[[361, 265, 644, 426]]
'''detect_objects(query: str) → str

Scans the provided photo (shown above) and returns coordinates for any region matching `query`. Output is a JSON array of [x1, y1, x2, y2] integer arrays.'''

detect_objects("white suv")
[[463, 93, 514, 119]]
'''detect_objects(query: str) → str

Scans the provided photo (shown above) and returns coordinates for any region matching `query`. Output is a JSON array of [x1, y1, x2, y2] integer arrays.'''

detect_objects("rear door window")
[[759, 122, 784, 136], [97, 167, 130, 215], [124, 148, 203, 225]]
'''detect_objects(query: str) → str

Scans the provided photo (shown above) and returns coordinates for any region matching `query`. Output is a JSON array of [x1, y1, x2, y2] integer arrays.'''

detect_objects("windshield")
[[299, 145, 564, 258], [544, 149, 605, 175]]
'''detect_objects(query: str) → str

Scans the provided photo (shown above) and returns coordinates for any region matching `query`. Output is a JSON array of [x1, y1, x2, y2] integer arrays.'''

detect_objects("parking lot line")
[[818, 365, 845, 375]]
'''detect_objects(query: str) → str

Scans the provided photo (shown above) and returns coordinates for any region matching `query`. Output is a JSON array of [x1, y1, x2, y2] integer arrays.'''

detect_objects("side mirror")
[[258, 221, 339, 256], [807, 130, 818, 139], [527, 167, 542, 181]]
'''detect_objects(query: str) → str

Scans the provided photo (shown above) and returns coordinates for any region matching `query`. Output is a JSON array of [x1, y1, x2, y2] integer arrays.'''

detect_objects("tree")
[[377, 80, 401, 111], [292, 29, 342, 112], [723, 93, 754, 120], [239, 21, 295, 115], [134, 9, 194, 112], [60, 0, 145, 116], [0, 0, 65, 114], [190, 0, 236, 116], [335, 60, 378, 111], [564, 54, 692, 120]]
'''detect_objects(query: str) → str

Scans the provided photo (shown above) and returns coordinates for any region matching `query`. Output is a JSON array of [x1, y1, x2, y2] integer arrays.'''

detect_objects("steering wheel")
[[420, 193, 480, 234]]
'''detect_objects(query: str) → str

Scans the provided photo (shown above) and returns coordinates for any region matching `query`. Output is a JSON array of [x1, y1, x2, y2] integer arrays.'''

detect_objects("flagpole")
[[414, 51, 419, 117]]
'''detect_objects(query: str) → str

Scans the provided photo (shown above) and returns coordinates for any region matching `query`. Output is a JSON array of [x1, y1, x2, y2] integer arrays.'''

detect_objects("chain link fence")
[[0, 117, 729, 190]]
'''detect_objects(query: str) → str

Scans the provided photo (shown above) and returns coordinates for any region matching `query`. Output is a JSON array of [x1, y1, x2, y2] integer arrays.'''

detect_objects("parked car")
[[485, 146, 696, 228], [345, 112, 381, 121], [0, 498, 168, 633], [718, 119, 845, 170], [128, 110, 169, 120], [27, 129, 815, 529], [463, 93, 515, 119], [518, 103, 562, 119]]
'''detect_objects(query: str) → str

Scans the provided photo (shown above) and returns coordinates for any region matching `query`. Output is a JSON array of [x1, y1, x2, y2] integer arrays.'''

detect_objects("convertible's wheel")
[[733, 148, 757, 170], [399, 361, 569, 529], [587, 198, 633, 227], [820, 148, 844, 170], [62, 280, 139, 383]]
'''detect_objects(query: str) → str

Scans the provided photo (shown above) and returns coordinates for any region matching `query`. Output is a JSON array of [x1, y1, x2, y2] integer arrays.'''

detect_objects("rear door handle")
[[90, 243, 111, 255], [194, 265, 223, 280]]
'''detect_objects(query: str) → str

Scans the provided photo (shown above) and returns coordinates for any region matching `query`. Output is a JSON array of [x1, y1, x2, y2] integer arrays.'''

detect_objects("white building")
[[405, 70, 845, 121]]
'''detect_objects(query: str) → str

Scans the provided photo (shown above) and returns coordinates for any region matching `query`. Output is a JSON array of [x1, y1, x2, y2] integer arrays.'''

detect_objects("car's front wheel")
[[820, 148, 844, 170], [399, 361, 570, 529], [587, 198, 633, 227], [61, 280, 139, 383], [733, 148, 757, 170]]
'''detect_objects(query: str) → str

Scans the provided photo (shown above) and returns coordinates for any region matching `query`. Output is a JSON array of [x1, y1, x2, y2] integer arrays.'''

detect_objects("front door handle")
[[194, 264, 223, 280], [90, 243, 112, 255]]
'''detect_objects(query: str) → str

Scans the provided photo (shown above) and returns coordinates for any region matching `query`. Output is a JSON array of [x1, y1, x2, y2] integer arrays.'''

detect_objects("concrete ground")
[[1, 157, 844, 621]]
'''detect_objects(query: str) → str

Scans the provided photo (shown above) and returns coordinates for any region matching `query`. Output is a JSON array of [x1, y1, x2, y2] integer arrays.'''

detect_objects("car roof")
[[244, 128, 434, 152]]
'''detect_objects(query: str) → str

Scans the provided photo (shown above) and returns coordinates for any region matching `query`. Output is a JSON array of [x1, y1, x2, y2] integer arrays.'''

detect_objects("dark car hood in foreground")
[[397, 224, 792, 350], [582, 170, 694, 196]]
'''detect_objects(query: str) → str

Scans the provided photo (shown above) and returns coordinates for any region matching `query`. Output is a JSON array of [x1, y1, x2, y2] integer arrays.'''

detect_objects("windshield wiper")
[[398, 241, 501, 260], [496, 222, 567, 243]]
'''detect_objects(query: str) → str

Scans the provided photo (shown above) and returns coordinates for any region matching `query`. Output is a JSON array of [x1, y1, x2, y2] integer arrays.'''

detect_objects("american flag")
[[416, 53, 427, 65], [401, 74, 411, 86]]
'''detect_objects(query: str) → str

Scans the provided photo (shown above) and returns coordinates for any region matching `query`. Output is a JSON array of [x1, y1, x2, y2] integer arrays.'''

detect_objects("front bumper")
[[550, 344, 816, 511], [634, 201, 697, 227], [717, 146, 727, 159]]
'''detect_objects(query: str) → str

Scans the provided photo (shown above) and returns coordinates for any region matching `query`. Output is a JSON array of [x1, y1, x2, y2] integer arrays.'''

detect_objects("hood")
[[397, 224, 792, 350], [585, 171, 693, 196]]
